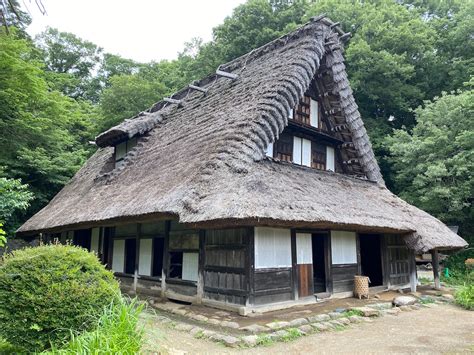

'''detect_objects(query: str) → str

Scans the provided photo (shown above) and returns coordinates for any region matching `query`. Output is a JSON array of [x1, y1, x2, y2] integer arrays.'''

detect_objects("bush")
[[455, 284, 474, 311], [47, 297, 144, 354], [442, 248, 474, 285], [0, 244, 119, 352]]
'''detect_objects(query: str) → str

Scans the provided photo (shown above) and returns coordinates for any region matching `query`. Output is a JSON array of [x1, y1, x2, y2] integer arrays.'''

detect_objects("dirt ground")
[[142, 304, 474, 354]]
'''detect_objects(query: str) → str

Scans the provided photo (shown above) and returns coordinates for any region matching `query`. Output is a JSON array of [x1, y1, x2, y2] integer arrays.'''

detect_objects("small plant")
[[455, 284, 474, 310], [194, 330, 205, 339], [342, 309, 364, 317], [418, 276, 432, 285], [280, 328, 303, 342], [419, 296, 435, 304], [255, 334, 274, 346], [46, 297, 144, 354]]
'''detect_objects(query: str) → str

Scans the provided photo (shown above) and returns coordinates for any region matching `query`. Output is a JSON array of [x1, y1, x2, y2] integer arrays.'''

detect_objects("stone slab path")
[[142, 304, 474, 354]]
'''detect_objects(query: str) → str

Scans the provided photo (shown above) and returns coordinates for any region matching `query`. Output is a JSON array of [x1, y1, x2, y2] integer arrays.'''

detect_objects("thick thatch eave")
[[18, 16, 467, 253]]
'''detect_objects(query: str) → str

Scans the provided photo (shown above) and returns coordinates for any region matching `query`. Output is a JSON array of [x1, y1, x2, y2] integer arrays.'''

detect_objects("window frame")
[[114, 137, 138, 167]]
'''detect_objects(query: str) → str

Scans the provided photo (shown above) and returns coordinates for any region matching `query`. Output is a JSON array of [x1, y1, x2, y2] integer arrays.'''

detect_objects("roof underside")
[[18, 17, 467, 253]]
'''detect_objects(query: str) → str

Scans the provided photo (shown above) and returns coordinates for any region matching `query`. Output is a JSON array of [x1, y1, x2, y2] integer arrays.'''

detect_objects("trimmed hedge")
[[0, 244, 119, 352]]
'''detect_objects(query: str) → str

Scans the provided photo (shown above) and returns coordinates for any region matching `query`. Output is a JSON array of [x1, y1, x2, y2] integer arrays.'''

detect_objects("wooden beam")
[[341, 142, 354, 149], [163, 98, 182, 105], [431, 249, 440, 290], [343, 158, 359, 165], [188, 84, 208, 93], [215, 69, 238, 80], [331, 124, 347, 132], [340, 32, 352, 42]]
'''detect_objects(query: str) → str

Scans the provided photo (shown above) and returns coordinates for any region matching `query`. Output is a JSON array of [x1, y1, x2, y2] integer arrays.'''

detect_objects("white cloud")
[[24, 0, 246, 62]]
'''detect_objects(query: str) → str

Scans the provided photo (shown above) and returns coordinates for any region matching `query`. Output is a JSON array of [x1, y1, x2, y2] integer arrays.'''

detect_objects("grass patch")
[[193, 330, 205, 339], [342, 309, 364, 317], [280, 328, 303, 342], [418, 276, 433, 285], [419, 297, 436, 304], [333, 325, 346, 331], [45, 297, 144, 354], [455, 284, 474, 310], [256, 334, 274, 346]]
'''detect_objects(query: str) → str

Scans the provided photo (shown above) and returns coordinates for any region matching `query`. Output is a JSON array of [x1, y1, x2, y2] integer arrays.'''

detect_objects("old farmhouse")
[[18, 16, 467, 313]]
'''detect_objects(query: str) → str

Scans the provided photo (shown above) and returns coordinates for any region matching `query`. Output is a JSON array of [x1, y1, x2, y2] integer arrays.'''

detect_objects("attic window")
[[291, 96, 320, 128], [114, 137, 137, 168]]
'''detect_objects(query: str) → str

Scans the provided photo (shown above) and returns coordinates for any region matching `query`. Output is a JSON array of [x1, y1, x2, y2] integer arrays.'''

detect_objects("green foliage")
[[0, 244, 120, 352], [255, 334, 274, 346], [442, 248, 474, 285], [46, 297, 144, 354], [35, 28, 103, 101], [0, 31, 97, 235], [0, 224, 5, 247], [342, 309, 364, 317], [455, 284, 474, 311], [387, 87, 474, 236], [280, 328, 304, 342], [0, 176, 33, 220]]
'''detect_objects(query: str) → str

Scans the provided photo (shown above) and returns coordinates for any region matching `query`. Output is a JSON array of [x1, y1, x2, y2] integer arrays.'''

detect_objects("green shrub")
[[442, 249, 474, 285], [0, 244, 119, 352], [47, 297, 144, 354], [455, 284, 474, 310]]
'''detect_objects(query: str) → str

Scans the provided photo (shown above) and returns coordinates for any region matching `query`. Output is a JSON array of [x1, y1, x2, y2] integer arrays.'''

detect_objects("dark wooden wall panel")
[[203, 228, 250, 305], [253, 268, 292, 305], [331, 264, 358, 293]]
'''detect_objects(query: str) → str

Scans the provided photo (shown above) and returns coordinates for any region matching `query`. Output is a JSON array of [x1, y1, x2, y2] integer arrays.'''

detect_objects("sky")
[[23, 0, 247, 63]]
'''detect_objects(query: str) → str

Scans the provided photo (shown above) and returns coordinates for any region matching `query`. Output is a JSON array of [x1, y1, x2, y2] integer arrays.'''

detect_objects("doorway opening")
[[312, 233, 327, 293], [359, 234, 383, 286]]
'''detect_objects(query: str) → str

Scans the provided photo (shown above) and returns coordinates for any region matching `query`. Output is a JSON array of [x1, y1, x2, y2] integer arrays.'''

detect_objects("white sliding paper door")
[[331, 231, 357, 264], [112, 239, 125, 273], [138, 238, 152, 276], [182, 252, 199, 281]]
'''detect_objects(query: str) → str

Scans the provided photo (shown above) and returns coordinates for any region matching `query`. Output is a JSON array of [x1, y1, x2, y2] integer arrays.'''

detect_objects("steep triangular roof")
[[18, 17, 466, 253]]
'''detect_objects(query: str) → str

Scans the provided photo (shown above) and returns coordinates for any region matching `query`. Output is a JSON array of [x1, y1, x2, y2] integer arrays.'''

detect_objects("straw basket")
[[354, 275, 370, 299]]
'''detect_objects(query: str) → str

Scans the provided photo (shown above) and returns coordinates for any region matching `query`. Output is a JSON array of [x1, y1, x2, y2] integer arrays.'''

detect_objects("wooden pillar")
[[246, 227, 255, 306], [431, 249, 440, 290], [161, 220, 170, 298], [196, 229, 205, 304], [291, 230, 298, 300], [133, 224, 141, 294], [409, 250, 417, 293]]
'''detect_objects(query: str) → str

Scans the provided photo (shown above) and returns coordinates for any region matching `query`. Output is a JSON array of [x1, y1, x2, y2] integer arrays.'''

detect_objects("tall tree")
[[35, 28, 103, 101], [386, 83, 474, 241], [0, 31, 96, 235]]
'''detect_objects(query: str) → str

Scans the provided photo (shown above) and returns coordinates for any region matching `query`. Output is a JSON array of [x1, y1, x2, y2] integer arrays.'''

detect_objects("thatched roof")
[[18, 17, 466, 253]]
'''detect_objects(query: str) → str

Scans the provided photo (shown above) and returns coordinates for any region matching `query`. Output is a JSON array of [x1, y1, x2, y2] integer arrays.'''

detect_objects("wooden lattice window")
[[311, 142, 326, 170], [293, 96, 311, 125], [275, 132, 293, 162]]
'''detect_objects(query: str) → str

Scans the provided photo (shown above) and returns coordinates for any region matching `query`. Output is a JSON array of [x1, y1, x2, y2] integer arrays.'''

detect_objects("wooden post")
[[133, 224, 141, 294], [409, 250, 417, 293], [196, 229, 205, 304], [161, 220, 170, 298], [247, 227, 255, 306], [291, 230, 298, 300], [431, 249, 440, 290]]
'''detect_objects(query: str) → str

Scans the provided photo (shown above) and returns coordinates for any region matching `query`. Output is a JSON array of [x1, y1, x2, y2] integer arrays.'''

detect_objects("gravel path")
[[142, 304, 474, 354]]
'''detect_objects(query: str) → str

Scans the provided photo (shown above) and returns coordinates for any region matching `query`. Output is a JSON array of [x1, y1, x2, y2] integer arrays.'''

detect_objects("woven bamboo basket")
[[354, 275, 370, 299]]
